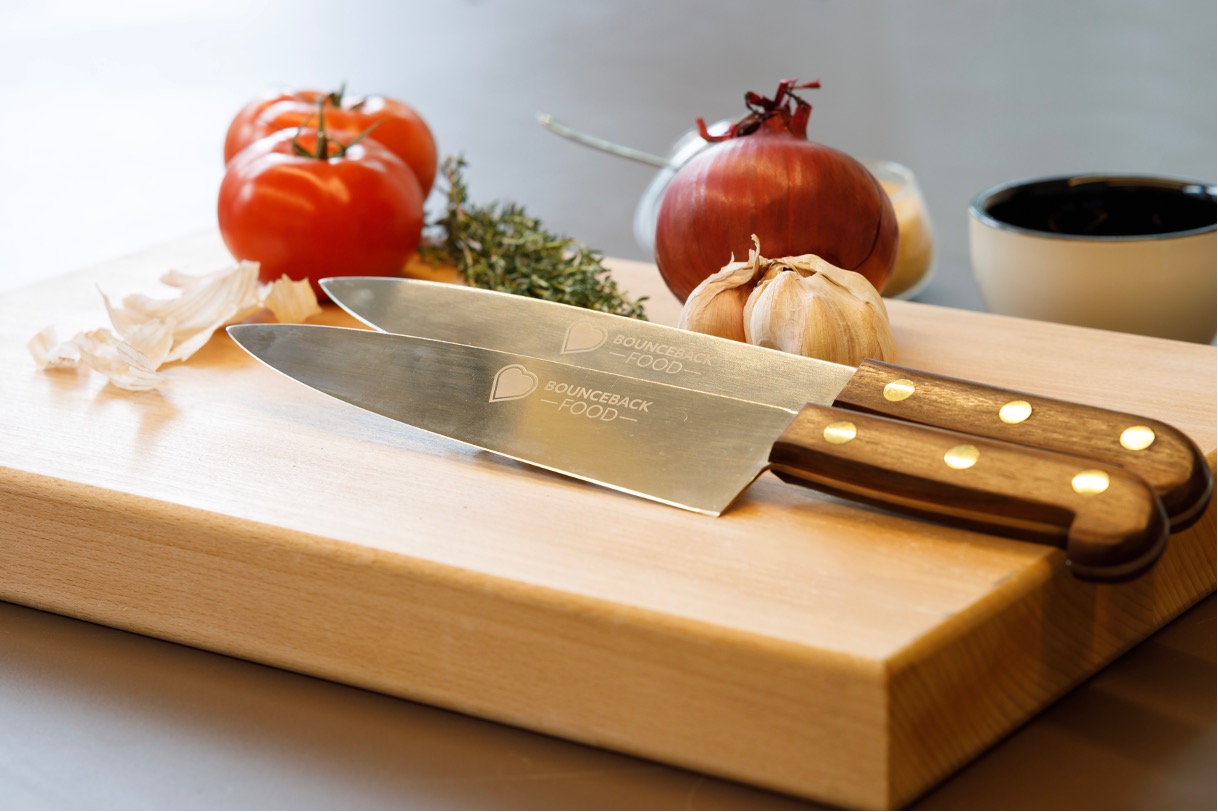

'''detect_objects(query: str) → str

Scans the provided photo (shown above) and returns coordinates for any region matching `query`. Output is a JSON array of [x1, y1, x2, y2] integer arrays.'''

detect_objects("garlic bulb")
[[678, 236, 896, 365]]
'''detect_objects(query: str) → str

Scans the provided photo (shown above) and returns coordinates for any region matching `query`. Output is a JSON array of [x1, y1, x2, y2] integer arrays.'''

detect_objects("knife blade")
[[228, 323, 1168, 582], [322, 276, 1212, 531]]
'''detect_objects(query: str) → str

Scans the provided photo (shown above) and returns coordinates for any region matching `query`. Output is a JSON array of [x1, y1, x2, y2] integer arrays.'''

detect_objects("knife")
[[322, 276, 1212, 532], [228, 323, 1168, 582]]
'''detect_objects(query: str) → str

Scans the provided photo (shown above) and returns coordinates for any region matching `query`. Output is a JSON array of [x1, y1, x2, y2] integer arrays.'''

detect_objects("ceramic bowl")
[[968, 174, 1216, 343]]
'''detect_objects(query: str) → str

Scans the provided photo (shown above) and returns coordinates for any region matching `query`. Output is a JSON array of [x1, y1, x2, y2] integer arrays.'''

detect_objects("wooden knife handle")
[[833, 360, 1212, 532], [769, 404, 1169, 582]]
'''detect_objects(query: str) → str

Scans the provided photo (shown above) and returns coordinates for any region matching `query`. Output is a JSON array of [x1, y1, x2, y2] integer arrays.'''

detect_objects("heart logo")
[[561, 322, 607, 354], [489, 364, 538, 402]]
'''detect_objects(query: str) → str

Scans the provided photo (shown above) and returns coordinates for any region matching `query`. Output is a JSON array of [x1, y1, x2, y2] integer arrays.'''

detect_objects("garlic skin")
[[675, 246, 767, 342], [678, 237, 896, 366]]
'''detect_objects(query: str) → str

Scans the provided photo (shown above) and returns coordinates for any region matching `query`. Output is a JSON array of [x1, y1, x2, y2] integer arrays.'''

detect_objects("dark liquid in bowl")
[[986, 182, 1216, 236]]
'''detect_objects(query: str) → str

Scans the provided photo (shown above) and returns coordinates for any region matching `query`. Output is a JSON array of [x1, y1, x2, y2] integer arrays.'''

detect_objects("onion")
[[654, 80, 898, 303]]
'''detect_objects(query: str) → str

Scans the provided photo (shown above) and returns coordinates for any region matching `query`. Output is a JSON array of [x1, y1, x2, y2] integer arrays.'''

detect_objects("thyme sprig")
[[419, 156, 647, 319]]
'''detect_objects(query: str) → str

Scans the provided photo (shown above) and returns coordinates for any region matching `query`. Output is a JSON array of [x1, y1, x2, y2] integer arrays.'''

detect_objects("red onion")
[[655, 80, 898, 302]]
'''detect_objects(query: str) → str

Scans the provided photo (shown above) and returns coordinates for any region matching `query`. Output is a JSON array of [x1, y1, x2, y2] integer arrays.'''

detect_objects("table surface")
[[1, 597, 1211, 810], [1, 2, 1214, 809]]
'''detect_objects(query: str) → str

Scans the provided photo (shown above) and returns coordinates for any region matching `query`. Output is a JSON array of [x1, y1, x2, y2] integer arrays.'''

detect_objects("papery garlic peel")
[[678, 237, 895, 366], [29, 262, 321, 392]]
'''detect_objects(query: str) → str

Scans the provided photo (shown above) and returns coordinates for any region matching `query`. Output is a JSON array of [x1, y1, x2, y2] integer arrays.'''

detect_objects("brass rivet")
[[883, 379, 916, 402], [1072, 469, 1111, 495], [999, 400, 1033, 424], [944, 444, 980, 470], [1120, 425, 1156, 451], [824, 421, 857, 445]]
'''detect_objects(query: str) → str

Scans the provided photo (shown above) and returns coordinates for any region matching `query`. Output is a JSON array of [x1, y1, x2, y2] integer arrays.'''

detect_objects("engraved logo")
[[489, 362, 655, 423], [489, 364, 538, 402], [560, 321, 607, 354], [606, 334, 712, 375]]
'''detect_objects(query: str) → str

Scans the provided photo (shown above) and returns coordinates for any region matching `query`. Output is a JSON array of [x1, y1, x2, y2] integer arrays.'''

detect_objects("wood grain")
[[769, 403, 1169, 581], [836, 359, 1213, 528], [0, 232, 1214, 809]]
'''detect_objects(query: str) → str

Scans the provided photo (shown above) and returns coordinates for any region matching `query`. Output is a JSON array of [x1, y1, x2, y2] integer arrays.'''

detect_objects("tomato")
[[218, 128, 425, 299], [223, 88, 438, 196]]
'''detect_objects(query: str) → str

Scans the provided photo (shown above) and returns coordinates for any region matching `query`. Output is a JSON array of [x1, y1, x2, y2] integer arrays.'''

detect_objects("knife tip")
[[225, 323, 268, 350]]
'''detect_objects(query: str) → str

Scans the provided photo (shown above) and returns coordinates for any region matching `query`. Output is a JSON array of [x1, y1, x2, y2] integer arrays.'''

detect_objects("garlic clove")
[[743, 261, 895, 365], [743, 268, 810, 354], [676, 247, 766, 342]]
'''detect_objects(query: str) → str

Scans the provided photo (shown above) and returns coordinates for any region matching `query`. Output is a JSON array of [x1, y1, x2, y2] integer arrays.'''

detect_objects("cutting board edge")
[[11, 458, 1210, 810], [884, 468, 1218, 807], [1, 462, 909, 809]]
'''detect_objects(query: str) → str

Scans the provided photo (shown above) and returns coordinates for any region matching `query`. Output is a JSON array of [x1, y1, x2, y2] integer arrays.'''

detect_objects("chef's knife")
[[322, 277, 1212, 531], [228, 323, 1168, 582]]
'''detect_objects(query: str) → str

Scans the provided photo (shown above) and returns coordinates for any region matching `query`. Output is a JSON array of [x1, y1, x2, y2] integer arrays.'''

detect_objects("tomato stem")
[[343, 119, 386, 149], [324, 83, 370, 112], [287, 96, 384, 161], [315, 97, 330, 159]]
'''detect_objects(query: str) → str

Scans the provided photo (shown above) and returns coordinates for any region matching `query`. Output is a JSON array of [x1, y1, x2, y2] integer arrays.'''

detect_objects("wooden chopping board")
[[1, 232, 1214, 809]]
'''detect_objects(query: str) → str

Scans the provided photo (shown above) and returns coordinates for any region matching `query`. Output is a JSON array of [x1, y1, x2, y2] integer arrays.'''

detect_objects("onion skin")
[[654, 81, 898, 303]]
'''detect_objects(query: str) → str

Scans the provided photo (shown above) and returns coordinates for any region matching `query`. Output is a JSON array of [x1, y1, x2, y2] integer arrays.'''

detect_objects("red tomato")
[[223, 88, 438, 196], [218, 128, 425, 299]]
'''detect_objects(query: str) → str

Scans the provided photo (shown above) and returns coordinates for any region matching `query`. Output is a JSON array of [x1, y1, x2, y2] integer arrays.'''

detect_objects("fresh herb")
[[419, 156, 647, 319]]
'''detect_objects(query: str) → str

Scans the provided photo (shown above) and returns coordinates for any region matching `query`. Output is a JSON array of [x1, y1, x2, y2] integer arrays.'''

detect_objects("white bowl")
[[969, 174, 1216, 343]]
